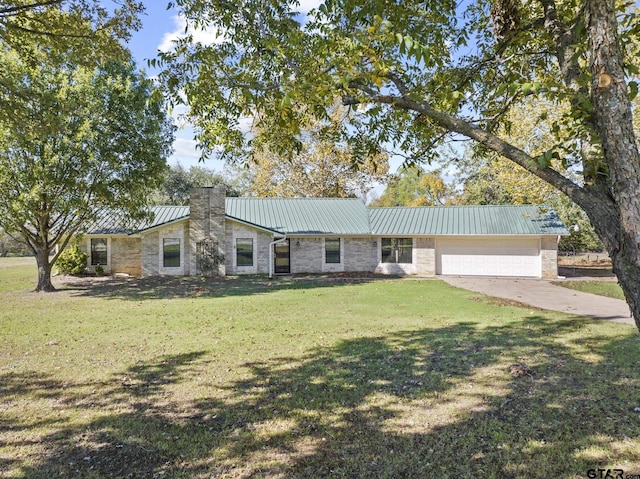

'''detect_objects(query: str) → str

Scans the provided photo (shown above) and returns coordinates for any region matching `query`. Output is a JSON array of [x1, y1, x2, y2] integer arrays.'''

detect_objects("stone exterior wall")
[[225, 220, 273, 275], [414, 237, 436, 276], [343, 237, 376, 272], [141, 221, 188, 276], [189, 187, 226, 276], [141, 230, 159, 276], [541, 236, 559, 279], [285, 237, 378, 274], [111, 237, 142, 276], [372, 237, 435, 276], [290, 237, 323, 274]]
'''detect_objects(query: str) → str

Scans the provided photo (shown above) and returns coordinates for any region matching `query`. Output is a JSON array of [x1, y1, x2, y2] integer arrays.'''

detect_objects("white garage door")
[[437, 238, 541, 277]]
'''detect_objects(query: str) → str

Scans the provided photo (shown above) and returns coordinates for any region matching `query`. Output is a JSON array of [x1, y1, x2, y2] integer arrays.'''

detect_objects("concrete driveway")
[[441, 276, 635, 326]]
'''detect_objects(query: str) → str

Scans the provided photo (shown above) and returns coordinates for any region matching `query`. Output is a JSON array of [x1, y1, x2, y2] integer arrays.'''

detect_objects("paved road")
[[441, 277, 635, 326]]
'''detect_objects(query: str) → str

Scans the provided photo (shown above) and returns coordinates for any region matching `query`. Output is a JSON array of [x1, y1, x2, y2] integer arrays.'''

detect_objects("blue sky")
[[125, 2, 212, 170], [124, 1, 324, 173]]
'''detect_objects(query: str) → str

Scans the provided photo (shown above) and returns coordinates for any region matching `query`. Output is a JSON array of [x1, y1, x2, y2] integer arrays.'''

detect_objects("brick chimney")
[[189, 187, 226, 276]]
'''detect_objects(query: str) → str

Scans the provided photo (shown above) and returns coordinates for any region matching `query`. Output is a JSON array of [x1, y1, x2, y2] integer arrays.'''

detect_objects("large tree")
[[457, 98, 602, 251], [239, 127, 388, 199], [0, 0, 142, 59], [158, 0, 640, 331], [0, 52, 174, 291], [152, 164, 240, 205], [372, 166, 453, 207]]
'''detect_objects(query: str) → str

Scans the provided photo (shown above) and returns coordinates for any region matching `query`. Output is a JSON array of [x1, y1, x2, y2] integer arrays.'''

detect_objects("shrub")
[[55, 244, 88, 275], [94, 263, 105, 275]]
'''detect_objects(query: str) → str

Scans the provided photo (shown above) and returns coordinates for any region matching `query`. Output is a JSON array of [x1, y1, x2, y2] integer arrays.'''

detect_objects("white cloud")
[[171, 137, 201, 159], [297, 0, 324, 14], [158, 1, 323, 54], [169, 137, 226, 171], [158, 15, 225, 53]]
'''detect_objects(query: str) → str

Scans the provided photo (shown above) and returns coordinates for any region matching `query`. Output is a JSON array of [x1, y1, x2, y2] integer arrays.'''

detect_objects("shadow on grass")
[[3, 318, 640, 478], [60, 274, 396, 301]]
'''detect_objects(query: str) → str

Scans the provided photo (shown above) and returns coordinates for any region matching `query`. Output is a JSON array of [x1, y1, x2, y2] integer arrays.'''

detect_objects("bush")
[[55, 244, 88, 275]]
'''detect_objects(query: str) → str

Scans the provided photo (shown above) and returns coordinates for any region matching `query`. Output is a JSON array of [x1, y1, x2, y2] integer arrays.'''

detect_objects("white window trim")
[[322, 237, 344, 272], [233, 232, 258, 274], [323, 237, 342, 264], [158, 228, 185, 275]]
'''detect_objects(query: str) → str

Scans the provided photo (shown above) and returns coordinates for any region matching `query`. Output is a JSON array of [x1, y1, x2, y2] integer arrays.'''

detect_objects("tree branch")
[[350, 75, 597, 210], [6, 21, 95, 39], [539, 0, 582, 86], [0, 1, 62, 17]]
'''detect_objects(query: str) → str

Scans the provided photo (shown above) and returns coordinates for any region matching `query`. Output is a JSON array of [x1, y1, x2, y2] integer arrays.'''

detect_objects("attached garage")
[[436, 237, 541, 277], [369, 204, 568, 279]]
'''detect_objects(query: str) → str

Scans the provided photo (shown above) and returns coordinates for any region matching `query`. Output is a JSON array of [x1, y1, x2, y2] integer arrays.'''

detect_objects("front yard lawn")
[[1, 260, 639, 478], [553, 280, 625, 300]]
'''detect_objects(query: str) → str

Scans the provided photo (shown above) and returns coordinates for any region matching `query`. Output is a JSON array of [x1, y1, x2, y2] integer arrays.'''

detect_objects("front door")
[[274, 239, 290, 274]]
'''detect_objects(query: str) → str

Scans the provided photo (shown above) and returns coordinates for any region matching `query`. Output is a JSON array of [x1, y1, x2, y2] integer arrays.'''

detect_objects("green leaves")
[[534, 149, 560, 169], [393, 32, 431, 65], [0, 50, 174, 289], [0, 1, 143, 66], [628, 81, 639, 101]]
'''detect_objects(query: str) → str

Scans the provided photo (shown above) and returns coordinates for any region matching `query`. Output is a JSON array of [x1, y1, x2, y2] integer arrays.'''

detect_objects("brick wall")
[[343, 237, 376, 272], [290, 237, 323, 274], [225, 221, 273, 275], [414, 237, 436, 276], [111, 237, 142, 276], [141, 230, 159, 276]]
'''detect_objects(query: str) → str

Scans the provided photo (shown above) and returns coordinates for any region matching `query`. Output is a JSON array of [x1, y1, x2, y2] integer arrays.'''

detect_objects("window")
[[90, 238, 107, 266], [325, 238, 341, 264], [236, 238, 253, 267], [163, 238, 181, 267], [381, 238, 412, 264]]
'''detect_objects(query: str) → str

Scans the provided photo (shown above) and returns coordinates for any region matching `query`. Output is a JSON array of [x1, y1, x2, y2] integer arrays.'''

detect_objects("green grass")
[[553, 280, 625, 300], [0, 257, 36, 292], [1, 261, 639, 479]]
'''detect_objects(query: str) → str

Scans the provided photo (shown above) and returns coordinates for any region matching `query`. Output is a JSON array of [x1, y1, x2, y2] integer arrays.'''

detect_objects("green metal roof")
[[87, 200, 567, 237], [86, 206, 189, 235], [369, 205, 569, 236], [225, 197, 371, 235]]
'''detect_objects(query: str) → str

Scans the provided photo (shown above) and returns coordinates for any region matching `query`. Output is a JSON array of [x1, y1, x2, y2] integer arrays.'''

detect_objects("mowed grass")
[[1, 260, 639, 479], [553, 280, 626, 301], [0, 257, 36, 292]]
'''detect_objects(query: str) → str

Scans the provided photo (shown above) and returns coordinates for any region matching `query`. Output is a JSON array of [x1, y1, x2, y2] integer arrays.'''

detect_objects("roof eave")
[[138, 216, 190, 234], [225, 215, 285, 236]]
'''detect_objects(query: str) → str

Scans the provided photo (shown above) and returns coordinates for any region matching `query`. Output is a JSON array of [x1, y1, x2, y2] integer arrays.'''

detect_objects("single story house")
[[78, 187, 568, 279]]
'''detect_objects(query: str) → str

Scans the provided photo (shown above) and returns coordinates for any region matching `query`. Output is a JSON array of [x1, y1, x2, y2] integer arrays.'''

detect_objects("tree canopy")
[[234, 119, 389, 199], [455, 98, 602, 251], [153, 164, 241, 205], [159, 0, 640, 331], [0, 0, 143, 62], [372, 166, 452, 207], [0, 51, 174, 291]]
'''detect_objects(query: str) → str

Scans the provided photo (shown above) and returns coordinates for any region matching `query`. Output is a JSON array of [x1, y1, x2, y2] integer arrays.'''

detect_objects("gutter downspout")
[[269, 235, 287, 279]]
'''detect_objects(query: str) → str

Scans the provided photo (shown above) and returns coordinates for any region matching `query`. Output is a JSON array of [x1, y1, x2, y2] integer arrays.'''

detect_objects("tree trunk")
[[35, 246, 55, 292], [585, 0, 640, 330], [610, 242, 640, 329], [577, 192, 638, 328]]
